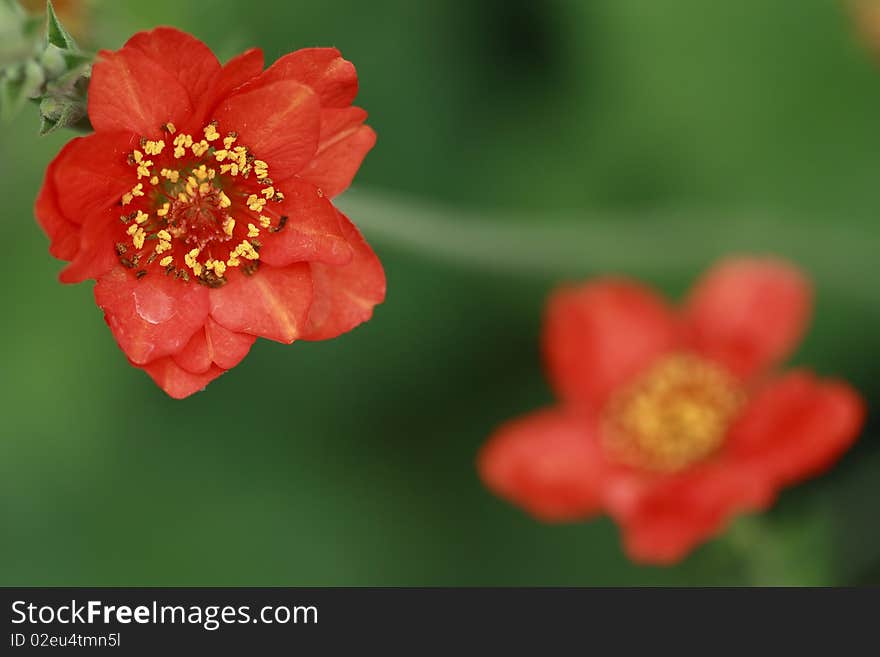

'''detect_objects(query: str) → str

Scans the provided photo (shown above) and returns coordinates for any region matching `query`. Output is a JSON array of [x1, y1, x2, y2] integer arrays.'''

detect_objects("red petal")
[[88, 45, 193, 137], [683, 257, 811, 379], [35, 140, 80, 261], [51, 132, 135, 222], [172, 317, 256, 374], [298, 107, 376, 196], [301, 213, 386, 341], [728, 371, 865, 487], [57, 209, 118, 283], [605, 461, 775, 565], [197, 47, 264, 119], [257, 180, 353, 267], [94, 268, 210, 364], [137, 356, 226, 399], [214, 79, 320, 178], [209, 264, 313, 344], [248, 48, 358, 108], [542, 280, 679, 411], [124, 27, 221, 127], [478, 408, 607, 521], [36, 132, 137, 283]]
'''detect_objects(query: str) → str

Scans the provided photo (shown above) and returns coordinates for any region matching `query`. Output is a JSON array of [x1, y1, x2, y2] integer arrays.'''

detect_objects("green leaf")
[[45, 0, 76, 50], [38, 113, 57, 134], [60, 50, 92, 71]]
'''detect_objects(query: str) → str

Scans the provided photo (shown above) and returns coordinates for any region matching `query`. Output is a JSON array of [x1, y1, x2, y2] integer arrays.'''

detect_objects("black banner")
[[0, 588, 875, 653]]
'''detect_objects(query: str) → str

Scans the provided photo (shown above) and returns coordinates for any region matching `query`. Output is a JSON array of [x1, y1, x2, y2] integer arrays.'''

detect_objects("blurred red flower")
[[35, 28, 384, 398], [478, 258, 865, 564]]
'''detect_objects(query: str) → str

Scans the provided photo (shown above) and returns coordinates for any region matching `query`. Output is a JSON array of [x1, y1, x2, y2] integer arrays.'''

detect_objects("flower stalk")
[[0, 0, 92, 133]]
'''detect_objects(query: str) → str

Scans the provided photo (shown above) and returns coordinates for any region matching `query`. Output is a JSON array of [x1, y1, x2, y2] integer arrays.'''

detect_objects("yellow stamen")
[[132, 228, 146, 249], [157, 202, 170, 217], [159, 256, 174, 267], [144, 140, 165, 155], [222, 216, 236, 236], [203, 123, 220, 141], [247, 223, 260, 238], [184, 248, 203, 277], [192, 140, 210, 157], [247, 194, 266, 212]]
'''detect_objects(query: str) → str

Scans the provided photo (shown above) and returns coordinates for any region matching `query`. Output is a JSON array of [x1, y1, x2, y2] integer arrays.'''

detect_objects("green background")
[[0, 0, 877, 585]]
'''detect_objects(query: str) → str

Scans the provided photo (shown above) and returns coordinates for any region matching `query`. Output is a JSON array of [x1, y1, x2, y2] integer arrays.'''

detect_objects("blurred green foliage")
[[0, 0, 876, 585]]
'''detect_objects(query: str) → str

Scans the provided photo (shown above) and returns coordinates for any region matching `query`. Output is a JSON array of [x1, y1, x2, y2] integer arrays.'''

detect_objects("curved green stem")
[[338, 188, 876, 310]]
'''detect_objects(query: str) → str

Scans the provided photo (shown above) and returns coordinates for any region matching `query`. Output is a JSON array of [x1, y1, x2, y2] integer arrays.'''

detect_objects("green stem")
[[338, 188, 876, 310]]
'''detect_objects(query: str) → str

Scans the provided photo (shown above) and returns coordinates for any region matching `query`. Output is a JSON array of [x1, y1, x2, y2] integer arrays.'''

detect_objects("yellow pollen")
[[218, 192, 232, 209], [156, 230, 171, 242], [247, 223, 260, 238], [223, 135, 237, 149], [164, 122, 176, 134], [247, 194, 266, 212], [602, 354, 744, 473], [173, 133, 193, 159], [160, 168, 180, 183], [126, 224, 138, 236], [193, 165, 208, 182], [134, 211, 149, 225], [204, 123, 220, 141], [199, 182, 211, 195], [205, 258, 227, 277], [207, 168, 216, 180], [226, 256, 241, 267], [237, 240, 259, 260], [222, 217, 235, 236], [137, 162, 153, 179], [159, 256, 174, 267], [154, 240, 172, 254], [144, 140, 165, 155], [178, 193, 189, 202], [192, 140, 210, 157], [149, 176, 159, 186], [132, 150, 144, 164], [132, 228, 146, 249], [157, 202, 170, 217], [131, 184, 144, 197], [259, 216, 271, 229], [213, 149, 228, 162], [184, 248, 203, 276], [261, 186, 275, 199]]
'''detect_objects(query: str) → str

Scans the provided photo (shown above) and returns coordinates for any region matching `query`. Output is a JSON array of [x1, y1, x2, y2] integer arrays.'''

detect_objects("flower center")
[[601, 353, 744, 472], [115, 121, 291, 286]]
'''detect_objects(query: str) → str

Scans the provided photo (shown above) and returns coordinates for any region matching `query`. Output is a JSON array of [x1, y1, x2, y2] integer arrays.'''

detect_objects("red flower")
[[478, 258, 865, 564], [35, 28, 385, 398]]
